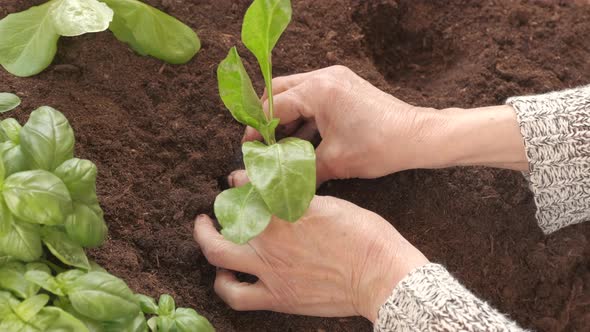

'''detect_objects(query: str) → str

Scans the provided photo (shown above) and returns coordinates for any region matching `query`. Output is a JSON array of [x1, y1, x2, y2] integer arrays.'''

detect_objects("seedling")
[[0, 0, 201, 77], [0, 93, 21, 114], [215, 0, 316, 244], [0, 106, 213, 331]]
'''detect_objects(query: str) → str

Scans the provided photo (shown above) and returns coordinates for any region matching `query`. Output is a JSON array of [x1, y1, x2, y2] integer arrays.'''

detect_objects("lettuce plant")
[[0, 0, 201, 77], [215, 0, 316, 244], [0, 107, 214, 331]]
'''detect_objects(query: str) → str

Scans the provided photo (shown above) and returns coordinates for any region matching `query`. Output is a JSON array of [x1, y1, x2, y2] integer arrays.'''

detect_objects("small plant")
[[0, 107, 213, 331], [215, 0, 316, 244], [0, 0, 201, 77], [0, 93, 20, 114]]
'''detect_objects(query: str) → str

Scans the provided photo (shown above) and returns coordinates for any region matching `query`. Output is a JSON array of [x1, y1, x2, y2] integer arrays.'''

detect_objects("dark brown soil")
[[2, 0, 590, 331]]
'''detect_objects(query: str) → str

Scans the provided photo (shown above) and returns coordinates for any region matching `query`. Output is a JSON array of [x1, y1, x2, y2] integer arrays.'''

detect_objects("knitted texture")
[[507, 85, 590, 234], [374, 263, 526, 332]]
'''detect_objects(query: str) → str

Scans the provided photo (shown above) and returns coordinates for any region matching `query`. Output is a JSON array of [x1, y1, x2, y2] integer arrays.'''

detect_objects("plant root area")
[[2, 0, 590, 331]]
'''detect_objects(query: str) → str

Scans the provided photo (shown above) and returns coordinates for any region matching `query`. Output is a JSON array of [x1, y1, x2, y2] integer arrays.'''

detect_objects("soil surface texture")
[[1, 0, 590, 331]]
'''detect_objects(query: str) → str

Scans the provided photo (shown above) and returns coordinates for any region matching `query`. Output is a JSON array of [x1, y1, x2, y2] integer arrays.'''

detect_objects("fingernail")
[[196, 214, 207, 222]]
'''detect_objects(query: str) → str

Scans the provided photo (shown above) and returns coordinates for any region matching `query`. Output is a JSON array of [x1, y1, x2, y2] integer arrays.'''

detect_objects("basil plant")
[[0, 0, 201, 77], [215, 0, 316, 244], [0, 107, 214, 331]]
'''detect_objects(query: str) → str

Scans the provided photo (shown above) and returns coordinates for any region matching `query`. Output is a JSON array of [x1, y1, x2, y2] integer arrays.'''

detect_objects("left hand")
[[193, 171, 428, 322]]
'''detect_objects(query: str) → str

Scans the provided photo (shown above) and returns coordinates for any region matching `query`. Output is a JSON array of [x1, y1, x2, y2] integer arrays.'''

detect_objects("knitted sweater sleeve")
[[507, 85, 590, 234], [375, 86, 590, 331]]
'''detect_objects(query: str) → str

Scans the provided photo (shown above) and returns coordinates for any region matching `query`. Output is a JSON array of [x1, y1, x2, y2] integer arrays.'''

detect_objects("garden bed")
[[1, 0, 589, 330]]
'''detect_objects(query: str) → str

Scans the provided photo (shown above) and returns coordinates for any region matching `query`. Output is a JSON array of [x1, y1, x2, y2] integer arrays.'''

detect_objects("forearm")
[[410, 105, 528, 171]]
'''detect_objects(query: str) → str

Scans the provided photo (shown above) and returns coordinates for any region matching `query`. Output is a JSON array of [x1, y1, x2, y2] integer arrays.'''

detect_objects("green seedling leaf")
[[0, 199, 12, 236], [41, 227, 90, 269], [0, 222, 42, 262], [0, 2, 60, 77], [157, 294, 175, 316], [3, 170, 72, 225], [242, 0, 292, 86], [174, 308, 215, 332], [217, 47, 278, 143], [0, 262, 48, 299], [65, 203, 107, 248], [101, 0, 201, 64], [214, 183, 272, 244], [136, 294, 158, 315], [50, 0, 114, 37], [20, 106, 75, 171], [0, 93, 21, 114], [102, 311, 147, 332], [25, 270, 64, 296], [243, 137, 315, 222], [0, 118, 22, 143], [12, 293, 49, 322], [55, 269, 84, 289], [68, 271, 140, 321], [0, 291, 19, 317], [0, 141, 28, 176], [34, 306, 90, 332], [54, 158, 100, 206]]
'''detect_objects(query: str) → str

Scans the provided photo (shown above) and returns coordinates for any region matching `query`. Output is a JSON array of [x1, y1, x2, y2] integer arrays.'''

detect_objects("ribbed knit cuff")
[[507, 85, 590, 234], [374, 263, 526, 332]]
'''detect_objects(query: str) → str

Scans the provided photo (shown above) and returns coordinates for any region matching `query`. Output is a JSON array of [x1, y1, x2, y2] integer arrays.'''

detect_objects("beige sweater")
[[375, 85, 590, 331]]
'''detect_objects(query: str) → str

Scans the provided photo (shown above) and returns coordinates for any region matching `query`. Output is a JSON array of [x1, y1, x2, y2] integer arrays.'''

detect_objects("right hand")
[[244, 65, 442, 183]]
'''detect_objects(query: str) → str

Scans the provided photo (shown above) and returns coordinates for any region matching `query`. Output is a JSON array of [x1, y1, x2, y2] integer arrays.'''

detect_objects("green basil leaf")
[[101, 311, 147, 332], [214, 182, 272, 244], [3, 170, 72, 225], [12, 293, 49, 322], [243, 137, 315, 222], [0, 262, 47, 299], [25, 270, 64, 296], [0, 197, 12, 237], [174, 308, 215, 332], [147, 316, 157, 331], [217, 47, 277, 143], [50, 0, 114, 37], [156, 316, 175, 332], [100, 0, 200, 64], [68, 271, 140, 321], [56, 269, 85, 289], [65, 203, 107, 248], [0, 290, 19, 317], [157, 294, 175, 316], [0, 221, 42, 262], [0, 141, 28, 176], [53, 158, 100, 205], [241, 0, 292, 87], [0, 2, 60, 77], [41, 227, 90, 270], [35, 306, 90, 332], [136, 294, 158, 315], [0, 93, 21, 114], [0, 262, 30, 298], [0, 255, 16, 265], [0, 118, 22, 143], [0, 312, 26, 331], [20, 106, 75, 171]]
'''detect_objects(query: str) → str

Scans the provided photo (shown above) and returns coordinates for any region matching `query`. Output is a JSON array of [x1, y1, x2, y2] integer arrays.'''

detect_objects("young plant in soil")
[[0, 0, 201, 77], [0, 107, 214, 331], [215, 0, 316, 244]]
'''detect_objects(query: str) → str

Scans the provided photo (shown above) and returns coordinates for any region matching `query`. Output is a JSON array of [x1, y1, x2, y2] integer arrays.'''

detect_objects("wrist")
[[410, 105, 528, 171], [356, 236, 429, 323]]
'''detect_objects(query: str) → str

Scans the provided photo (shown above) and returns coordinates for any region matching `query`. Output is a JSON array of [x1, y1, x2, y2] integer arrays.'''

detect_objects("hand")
[[244, 65, 529, 182], [193, 171, 428, 322], [244, 65, 442, 183]]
